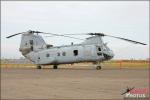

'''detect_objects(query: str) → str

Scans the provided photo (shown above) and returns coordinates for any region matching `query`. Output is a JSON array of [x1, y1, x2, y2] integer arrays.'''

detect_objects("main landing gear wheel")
[[96, 66, 101, 70], [53, 65, 58, 69], [37, 65, 41, 69]]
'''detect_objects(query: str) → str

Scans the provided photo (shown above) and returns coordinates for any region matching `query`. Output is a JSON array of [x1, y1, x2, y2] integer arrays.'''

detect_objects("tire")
[[37, 65, 41, 69], [53, 65, 58, 69], [96, 66, 101, 70]]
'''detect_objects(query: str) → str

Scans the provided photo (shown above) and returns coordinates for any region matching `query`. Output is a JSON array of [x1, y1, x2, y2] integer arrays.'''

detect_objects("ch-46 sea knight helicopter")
[[6, 30, 146, 70]]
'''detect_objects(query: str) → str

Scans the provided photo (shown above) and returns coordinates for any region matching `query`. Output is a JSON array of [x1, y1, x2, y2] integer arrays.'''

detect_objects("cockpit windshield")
[[103, 43, 111, 51]]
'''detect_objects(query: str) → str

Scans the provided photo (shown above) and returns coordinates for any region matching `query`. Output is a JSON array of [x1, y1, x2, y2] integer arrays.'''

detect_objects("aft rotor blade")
[[6, 33, 23, 38], [41, 33, 84, 40], [107, 35, 147, 45]]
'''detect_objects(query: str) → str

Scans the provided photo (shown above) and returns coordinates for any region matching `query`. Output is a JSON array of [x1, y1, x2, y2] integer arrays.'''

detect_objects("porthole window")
[[46, 53, 50, 57], [62, 52, 66, 56], [57, 53, 60, 56]]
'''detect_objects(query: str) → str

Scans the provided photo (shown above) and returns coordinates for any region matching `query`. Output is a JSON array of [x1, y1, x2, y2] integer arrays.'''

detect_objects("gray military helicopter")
[[6, 30, 146, 70]]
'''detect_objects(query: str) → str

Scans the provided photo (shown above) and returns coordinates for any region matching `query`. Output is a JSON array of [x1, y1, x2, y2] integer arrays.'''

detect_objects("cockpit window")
[[105, 46, 110, 50], [97, 53, 102, 56]]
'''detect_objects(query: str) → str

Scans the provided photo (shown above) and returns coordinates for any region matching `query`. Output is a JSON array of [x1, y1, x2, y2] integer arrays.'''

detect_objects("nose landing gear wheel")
[[37, 65, 41, 69], [96, 66, 101, 70], [53, 65, 58, 69]]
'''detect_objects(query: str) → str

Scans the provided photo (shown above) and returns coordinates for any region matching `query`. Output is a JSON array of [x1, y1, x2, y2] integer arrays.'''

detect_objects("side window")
[[62, 52, 66, 56], [30, 40, 33, 45], [57, 53, 60, 56], [46, 53, 50, 57], [98, 47, 101, 51], [73, 50, 78, 56], [31, 46, 33, 51]]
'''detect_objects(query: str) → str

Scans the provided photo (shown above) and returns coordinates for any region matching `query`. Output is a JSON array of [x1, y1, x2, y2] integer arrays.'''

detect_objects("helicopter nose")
[[103, 51, 114, 60], [103, 54, 113, 60]]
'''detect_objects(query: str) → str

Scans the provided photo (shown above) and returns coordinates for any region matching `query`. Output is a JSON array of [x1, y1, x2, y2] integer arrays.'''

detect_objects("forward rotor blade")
[[86, 32, 146, 45], [62, 33, 104, 36], [62, 33, 106, 36], [6, 33, 23, 38], [62, 33, 88, 35], [45, 35, 56, 38], [107, 35, 147, 45]]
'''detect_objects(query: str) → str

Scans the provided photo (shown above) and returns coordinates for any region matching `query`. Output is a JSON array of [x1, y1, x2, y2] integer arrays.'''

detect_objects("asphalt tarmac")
[[1, 68, 149, 99]]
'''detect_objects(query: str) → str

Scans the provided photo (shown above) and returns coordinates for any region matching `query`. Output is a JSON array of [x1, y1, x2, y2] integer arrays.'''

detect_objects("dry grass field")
[[1, 60, 149, 69]]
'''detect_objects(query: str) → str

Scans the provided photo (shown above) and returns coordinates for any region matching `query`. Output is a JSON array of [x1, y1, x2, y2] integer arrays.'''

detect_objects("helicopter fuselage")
[[18, 33, 114, 66], [25, 43, 114, 65]]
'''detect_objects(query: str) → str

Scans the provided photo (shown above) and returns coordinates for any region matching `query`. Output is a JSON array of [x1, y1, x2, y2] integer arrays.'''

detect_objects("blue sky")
[[1, 1, 149, 59]]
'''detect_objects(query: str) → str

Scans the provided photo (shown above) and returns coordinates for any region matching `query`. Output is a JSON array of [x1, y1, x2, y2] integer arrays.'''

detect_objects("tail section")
[[19, 33, 47, 55]]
